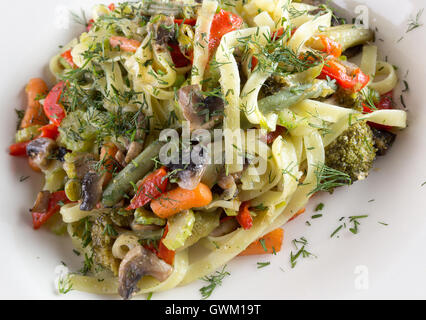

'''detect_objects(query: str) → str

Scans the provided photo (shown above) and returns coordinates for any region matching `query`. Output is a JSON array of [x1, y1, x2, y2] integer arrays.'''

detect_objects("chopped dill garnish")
[[19, 176, 30, 182], [257, 262, 271, 269], [290, 237, 317, 268], [407, 8, 424, 33], [79, 252, 94, 275], [259, 238, 268, 252], [57, 273, 73, 294], [315, 203, 324, 211], [402, 80, 409, 92], [199, 265, 230, 300], [330, 225, 343, 238], [311, 214, 323, 219], [309, 163, 352, 195], [330, 215, 369, 237]]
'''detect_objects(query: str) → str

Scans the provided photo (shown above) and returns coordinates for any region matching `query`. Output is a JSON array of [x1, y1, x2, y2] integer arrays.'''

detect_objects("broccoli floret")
[[334, 88, 363, 111], [90, 215, 120, 276], [325, 121, 377, 182]]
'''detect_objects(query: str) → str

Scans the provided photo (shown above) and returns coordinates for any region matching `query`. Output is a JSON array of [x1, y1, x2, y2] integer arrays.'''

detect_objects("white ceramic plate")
[[1, 0, 425, 300]]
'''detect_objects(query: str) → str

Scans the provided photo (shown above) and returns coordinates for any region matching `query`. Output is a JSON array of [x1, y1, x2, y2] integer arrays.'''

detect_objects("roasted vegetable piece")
[[150, 183, 213, 219], [90, 214, 120, 275], [319, 58, 369, 92], [134, 208, 166, 226], [307, 24, 374, 53], [118, 245, 173, 300], [31, 191, 71, 229], [325, 121, 376, 182], [15, 125, 42, 143], [236, 201, 253, 230], [102, 142, 163, 207], [21, 78, 49, 128], [127, 167, 168, 210], [26, 137, 58, 170], [258, 80, 336, 114], [209, 9, 243, 53], [80, 172, 103, 211], [43, 81, 67, 126], [58, 110, 97, 152], [180, 211, 220, 250], [371, 127, 396, 156], [162, 210, 195, 251], [239, 228, 284, 256], [9, 141, 30, 157], [109, 36, 141, 53]]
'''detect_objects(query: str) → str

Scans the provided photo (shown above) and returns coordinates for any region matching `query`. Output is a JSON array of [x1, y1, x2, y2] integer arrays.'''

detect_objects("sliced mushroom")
[[31, 191, 51, 213], [178, 85, 224, 131], [152, 16, 176, 46], [166, 144, 208, 190], [217, 174, 238, 200], [371, 127, 396, 156], [125, 141, 143, 164], [26, 138, 57, 170], [118, 245, 173, 299], [80, 172, 103, 211]]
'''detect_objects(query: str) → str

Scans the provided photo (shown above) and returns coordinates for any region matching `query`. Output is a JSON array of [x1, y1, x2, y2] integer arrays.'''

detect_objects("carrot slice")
[[239, 228, 284, 256], [288, 208, 306, 222], [150, 183, 213, 219], [21, 78, 48, 128], [109, 36, 141, 53], [100, 142, 118, 187]]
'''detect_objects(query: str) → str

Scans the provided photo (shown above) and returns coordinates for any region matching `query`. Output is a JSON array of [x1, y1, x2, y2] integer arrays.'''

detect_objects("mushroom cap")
[[118, 245, 173, 299]]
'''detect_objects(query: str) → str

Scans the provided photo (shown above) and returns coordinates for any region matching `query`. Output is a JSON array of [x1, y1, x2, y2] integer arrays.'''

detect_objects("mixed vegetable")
[[8, 0, 406, 300]]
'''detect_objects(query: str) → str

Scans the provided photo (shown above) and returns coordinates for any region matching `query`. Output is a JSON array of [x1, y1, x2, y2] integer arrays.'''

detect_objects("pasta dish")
[[9, 0, 407, 299]]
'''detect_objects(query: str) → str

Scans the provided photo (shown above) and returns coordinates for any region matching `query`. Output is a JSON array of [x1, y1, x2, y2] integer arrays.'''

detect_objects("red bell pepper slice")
[[32, 191, 71, 230], [168, 42, 192, 68], [209, 9, 243, 53], [319, 58, 369, 92], [108, 3, 116, 11], [157, 226, 175, 265], [266, 126, 286, 144], [87, 19, 95, 32], [127, 167, 169, 210], [237, 201, 253, 230], [174, 18, 197, 26], [60, 49, 77, 69], [43, 82, 67, 126], [9, 141, 30, 157], [363, 91, 394, 130], [39, 124, 60, 140], [143, 226, 175, 265]]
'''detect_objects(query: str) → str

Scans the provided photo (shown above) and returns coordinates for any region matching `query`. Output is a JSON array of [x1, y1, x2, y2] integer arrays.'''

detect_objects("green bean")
[[102, 141, 163, 207], [258, 80, 336, 114]]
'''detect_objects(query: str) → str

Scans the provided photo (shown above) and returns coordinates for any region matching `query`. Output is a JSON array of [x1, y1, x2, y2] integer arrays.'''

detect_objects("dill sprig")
[[330, 215, 369, 237], [407, 8, 424, 33], [57, 273, 73, 294], [257, 262, 271, 269], [240, 26, 322, 78], [308, 163, 352, 195], [199, 265, 230, 300], [290, 237, 317, 268]]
